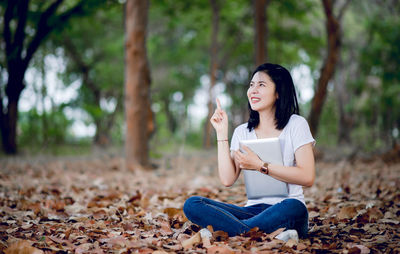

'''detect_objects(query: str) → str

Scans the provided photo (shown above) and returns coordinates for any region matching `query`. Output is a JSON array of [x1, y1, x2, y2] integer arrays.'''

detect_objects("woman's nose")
[[249, 86, 259, 93]]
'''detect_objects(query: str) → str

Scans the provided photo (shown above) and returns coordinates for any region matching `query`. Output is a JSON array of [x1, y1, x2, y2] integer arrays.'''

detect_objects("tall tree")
[[125, 0, 153, 170], [53, 4, 125, 146], [0, 0, 103, 154], [308, 0, 350, 136], [254, 0, 269, 66], [203, 0, 220, 148], [62, 37, 123, 146]]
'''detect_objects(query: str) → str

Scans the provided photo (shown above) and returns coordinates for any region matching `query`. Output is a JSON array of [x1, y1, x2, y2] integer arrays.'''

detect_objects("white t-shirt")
[[230, 114, 315, 206]]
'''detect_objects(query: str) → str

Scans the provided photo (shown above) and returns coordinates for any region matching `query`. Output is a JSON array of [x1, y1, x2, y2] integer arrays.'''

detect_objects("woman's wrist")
[[216, 133, 228, 141], [259, 160, 269, 175]]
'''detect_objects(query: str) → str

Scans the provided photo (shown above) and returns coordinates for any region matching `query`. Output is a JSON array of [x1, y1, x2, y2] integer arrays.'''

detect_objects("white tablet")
[[239, 138, 289, 199]]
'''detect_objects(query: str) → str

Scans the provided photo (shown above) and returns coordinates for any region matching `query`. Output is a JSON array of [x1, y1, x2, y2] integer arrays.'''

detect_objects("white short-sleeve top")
[[230, 114, 315, 206]]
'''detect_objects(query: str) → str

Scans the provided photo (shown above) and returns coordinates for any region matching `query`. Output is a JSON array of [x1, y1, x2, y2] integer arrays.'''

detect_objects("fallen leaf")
[[181, 232, 201, 249], [4, 240, 44, 254], [212, 230, 229, 242], [337, 206, 358, 220], [207, 244, 235, 254], [152, 251, 168, 254], [266, 227, 286, 240], [285, 238, 297, 248], [163, 207, 181, 218]]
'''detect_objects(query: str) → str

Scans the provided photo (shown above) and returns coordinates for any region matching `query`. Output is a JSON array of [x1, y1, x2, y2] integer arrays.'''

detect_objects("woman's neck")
[[255, 109, 282, 138], [258, 108, 276, 129]]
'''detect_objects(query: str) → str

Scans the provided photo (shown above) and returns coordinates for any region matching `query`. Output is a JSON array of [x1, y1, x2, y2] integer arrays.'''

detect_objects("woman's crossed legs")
[[183, 196, 308, 237]]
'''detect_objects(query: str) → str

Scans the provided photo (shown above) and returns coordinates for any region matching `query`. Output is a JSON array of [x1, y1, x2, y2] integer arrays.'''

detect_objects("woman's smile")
[[250, 96, 261, 103]]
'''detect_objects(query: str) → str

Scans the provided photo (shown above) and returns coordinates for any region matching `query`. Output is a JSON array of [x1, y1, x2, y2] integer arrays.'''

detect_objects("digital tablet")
[[239, 138, 289, 199]]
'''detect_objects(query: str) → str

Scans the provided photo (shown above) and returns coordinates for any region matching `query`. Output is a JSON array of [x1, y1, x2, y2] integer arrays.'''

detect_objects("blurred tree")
[[125, 0, 153, 170], [356, 0, 400, 149], [203, 0, 220, 148], [308, 0, 350, 136], [147, 0, 211, 145], [0, 0, 105, 154], [332, 1, 365, 145], [52, 3, 124, 146], [254, 0, 269, 65]]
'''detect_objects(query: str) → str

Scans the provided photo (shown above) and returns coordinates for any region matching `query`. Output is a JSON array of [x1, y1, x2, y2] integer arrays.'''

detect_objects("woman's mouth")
[[250, 97, 261, 103]]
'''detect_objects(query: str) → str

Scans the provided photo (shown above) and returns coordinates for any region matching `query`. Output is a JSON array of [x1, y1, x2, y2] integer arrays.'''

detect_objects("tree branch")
[[22, 0, 64, 70], [14, 0, 29, 59], [3, 1, 17, 58], [337, 0, 351, 21], [62, 37, 100, 100]]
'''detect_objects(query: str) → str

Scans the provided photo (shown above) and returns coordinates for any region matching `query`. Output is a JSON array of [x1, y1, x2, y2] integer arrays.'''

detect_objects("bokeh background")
[[0, 0, 399, 160]]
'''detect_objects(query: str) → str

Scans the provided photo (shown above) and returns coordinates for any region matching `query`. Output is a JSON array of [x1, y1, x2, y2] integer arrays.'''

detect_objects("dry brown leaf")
[[75, 243, 92, 254], [258, 239, 284, 251], [163, 207, 181, 218], [285, 238, 297, 248], [266, 227, 286, 240], [181, 232, 201, 249], [4, 240, 44, 254], [159, 221, 173, 235], [212, 230, 229, 242], [207, 244, 235, 254], [337, 206, 358, 220], [152, 251, 169, 254], [296, 242, 308, 251], [366, 207, 383, 222]]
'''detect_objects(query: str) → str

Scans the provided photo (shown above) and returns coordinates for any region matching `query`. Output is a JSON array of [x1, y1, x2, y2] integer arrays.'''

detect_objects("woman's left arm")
[[268, 143, 315, 187], [236, 143, 315, 187]]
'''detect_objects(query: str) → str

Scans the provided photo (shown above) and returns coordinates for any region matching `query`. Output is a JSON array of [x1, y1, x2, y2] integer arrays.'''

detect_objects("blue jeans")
[[183, 196, 308, 237]]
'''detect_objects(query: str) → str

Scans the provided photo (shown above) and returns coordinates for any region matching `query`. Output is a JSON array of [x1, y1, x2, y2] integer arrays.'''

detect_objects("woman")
[[183, 63, 316, 238]]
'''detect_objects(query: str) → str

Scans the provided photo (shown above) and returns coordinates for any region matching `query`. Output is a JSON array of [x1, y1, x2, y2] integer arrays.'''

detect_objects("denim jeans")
[[183, 196, 308, 237]]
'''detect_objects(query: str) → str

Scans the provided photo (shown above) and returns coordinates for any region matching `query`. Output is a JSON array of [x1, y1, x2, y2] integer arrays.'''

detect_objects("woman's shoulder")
[[286, 114, 309, 129], [233, 122, 249, 133]]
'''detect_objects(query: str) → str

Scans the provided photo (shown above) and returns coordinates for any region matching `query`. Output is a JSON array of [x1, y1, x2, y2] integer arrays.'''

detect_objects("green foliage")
[[316, 94, 338, 147], [51, 2, 125, 144], [3, 0, 398, 155], [18, 108, 72, 146]]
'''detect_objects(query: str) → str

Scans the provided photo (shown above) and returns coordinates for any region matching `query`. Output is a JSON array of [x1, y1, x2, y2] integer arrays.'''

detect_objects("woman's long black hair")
[[247, 63, 299, 131]]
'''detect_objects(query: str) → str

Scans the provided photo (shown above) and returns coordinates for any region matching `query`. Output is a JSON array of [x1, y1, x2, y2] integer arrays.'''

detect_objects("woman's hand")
[[210, 98, 228, 139], [234, 145, 264, 171]]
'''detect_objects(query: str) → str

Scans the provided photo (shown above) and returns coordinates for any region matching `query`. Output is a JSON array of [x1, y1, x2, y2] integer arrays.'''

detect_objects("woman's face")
[[247, 71, 278, 112]]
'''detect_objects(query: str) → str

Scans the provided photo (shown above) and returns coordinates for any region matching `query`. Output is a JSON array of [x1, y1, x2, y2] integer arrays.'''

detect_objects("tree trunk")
[[1, 97, 20, 154], [0, 0, 98, 154], [254, 0, 269, 66], [125, 0, 153, 170], [335, 53, 357, 144], [0, 70, 25, 154], [308, 0, 348, 136], [162, 97, 177, 134], [203, 0, 220, 148]]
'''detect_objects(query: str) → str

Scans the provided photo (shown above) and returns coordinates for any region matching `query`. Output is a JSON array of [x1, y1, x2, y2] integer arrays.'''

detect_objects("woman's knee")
[[280, 199, 308, 217], [183, 196, 202, 217]]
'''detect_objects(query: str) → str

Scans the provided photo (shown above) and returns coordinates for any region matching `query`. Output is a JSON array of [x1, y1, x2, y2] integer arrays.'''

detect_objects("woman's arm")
[[235, 143, 315, 187], [210, 98, 241, 187], [216, 142, 241, 187], [267, 143, 315, 187]]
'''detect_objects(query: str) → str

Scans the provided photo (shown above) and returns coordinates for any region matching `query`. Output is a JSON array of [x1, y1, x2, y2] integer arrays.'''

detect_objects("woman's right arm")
[[216, 141, 241, 187], [210, 99, 241, 187]]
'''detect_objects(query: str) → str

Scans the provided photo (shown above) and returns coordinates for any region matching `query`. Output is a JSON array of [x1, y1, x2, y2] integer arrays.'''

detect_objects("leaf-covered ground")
[[1, 149, 399, 253]]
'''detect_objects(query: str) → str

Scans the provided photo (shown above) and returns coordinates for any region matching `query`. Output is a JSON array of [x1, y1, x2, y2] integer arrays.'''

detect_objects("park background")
[[0, 0, 399, 253]]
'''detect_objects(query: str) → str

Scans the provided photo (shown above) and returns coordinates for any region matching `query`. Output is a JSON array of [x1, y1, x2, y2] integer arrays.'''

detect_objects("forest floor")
[[0, 148, 399, 253]]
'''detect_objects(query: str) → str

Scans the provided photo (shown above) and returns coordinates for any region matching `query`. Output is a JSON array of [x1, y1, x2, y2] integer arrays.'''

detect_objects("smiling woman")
[[183, 63, 315, 239]]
